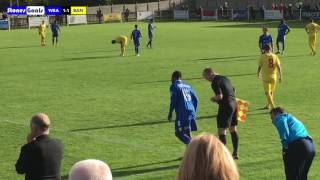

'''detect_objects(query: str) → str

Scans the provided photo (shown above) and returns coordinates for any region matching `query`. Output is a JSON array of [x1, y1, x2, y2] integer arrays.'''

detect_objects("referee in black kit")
[[202, 67, 239, 159]]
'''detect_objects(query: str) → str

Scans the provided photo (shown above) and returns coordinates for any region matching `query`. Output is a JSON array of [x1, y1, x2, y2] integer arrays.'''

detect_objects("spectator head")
[[177, 133, 239, 180], [30, 113, 50, 135], [262, 27, 268, 34], [270, 107, 286, 120], [111, 40, 116, 44], [171, 70, 182, 84], [69, 159, 112, 180], [202, 67, 216, 81]]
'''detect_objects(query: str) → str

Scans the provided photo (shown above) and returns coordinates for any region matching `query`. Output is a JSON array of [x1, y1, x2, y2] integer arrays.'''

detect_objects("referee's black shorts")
[[217, 100, 238, 129]]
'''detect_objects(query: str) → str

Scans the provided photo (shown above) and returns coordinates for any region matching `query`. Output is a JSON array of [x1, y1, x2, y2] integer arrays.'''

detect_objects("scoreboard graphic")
[[7, 6, 87, 15]]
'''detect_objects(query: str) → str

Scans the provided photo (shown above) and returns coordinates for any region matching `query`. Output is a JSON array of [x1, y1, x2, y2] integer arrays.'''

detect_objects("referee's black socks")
[[219, 135, 227, 145], [231, 131, 239, 154]]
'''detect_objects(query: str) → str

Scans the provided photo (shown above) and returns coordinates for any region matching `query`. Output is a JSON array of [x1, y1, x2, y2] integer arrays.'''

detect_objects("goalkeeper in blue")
[[168, 71, 198, 145], [276, 19, 290, 54]]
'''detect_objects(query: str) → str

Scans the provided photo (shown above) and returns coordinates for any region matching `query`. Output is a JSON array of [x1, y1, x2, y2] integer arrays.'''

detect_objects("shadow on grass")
[[210, 20, 308, 29], [194, 55, 258, 61], [136, 73, 256, 84], [69, 120, 170, 132], [113, 158, 181, 171], [247, 111, 269, 116], [71, 49, 122, 54], [0, 45, 39, 50], [191, 54, 308, 64], [69, 115, 214, 132], [112, 164, 179, 177], [241, 158, 279, 168], [63, 55, 120, 61]]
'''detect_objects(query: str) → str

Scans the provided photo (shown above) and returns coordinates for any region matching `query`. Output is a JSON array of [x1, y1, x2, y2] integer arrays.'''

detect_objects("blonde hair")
[[177, 133, 239, 180], [69, 159, 112, 180]]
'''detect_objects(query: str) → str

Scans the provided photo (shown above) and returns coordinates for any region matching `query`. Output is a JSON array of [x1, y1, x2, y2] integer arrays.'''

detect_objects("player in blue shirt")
[[276, 20, 290, 54], [168, 71, 198, 145], [270, 107, 315, 180], [131, 24, 142, 56], [51, 20, 60, 46], [259, 27, 273, 53], [147, 19, 155, 48]]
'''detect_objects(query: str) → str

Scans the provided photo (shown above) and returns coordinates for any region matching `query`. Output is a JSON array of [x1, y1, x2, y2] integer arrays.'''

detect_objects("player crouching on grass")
[[168, 71, 198, 145], [111, 35, 128, 56]]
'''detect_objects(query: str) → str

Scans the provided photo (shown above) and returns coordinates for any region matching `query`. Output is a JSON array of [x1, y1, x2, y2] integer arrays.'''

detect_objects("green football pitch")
[[0, 21, 319, 180]]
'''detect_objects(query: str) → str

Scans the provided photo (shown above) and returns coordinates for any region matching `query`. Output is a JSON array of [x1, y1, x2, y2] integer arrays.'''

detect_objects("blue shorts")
[[277, 36, 285, 43], [52, 33, 59, 37], [175, 118, 197, 133], [148, 33, 153, 40], [134, 40, 140, 46]]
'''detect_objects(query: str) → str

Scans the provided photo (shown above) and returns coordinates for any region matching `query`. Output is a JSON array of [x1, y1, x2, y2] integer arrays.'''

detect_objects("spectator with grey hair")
[[15, 113, 64, 180], [69, 159, 112, 180]]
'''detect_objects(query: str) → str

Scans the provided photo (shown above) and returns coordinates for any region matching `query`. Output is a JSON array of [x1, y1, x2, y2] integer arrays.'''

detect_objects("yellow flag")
[[236, 98, 249, 122]]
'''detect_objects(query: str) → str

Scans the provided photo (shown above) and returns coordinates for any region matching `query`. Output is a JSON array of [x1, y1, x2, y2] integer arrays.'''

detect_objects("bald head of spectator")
[[69, 159, 112, 180], [27, 113, 51, 142], [31, 113, 50, 133]]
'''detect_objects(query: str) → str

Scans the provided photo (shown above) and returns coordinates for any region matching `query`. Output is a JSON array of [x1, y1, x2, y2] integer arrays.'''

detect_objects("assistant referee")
[[203, 67, 239, 159]]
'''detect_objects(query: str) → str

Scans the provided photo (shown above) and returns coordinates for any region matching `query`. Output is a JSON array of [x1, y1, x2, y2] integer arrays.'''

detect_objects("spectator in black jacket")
[[15, 113, 64, 180]]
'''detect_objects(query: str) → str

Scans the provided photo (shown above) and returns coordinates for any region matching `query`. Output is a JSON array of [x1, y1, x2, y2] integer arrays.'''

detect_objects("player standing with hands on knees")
[[111, 35, 128, 56], [131, 24, 142, 56], [168, 71, 198, 145], [202, 67, 239, 159], [270, 107, 315, 180]]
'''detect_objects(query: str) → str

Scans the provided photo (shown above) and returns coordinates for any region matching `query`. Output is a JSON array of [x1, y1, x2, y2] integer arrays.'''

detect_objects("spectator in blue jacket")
[[270, 107, 316, 180]]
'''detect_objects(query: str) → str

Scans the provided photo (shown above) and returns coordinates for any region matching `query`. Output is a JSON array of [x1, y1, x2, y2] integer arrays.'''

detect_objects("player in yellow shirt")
[[111, 35, 128, 56], [38, 20, 47, 46], [257, 45, 282, 109], [305, 19, 320, 56]]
